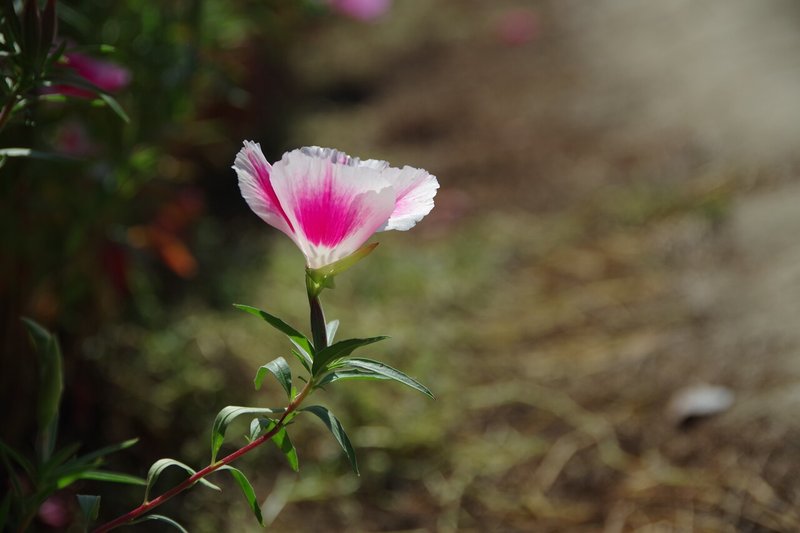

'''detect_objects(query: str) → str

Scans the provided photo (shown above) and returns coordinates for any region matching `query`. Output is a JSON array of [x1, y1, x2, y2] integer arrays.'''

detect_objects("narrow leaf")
[[0, 438, 34, 479], [290, 347, 312, 372], [77, 494, 100, 523], [211, 406, 281, 463], [69, 437, 138, 468], [22, 318, 63, 440], [58, 470, 146, 489], [97, 93, 129, 123], [217, 466, 263, 526], [346, 359, 434, 399], [41, 441, 81, 471], [254, 357, 292, 398], [128, 514, 188, 532], [326, 320, 340, 344], [3, 0, 23, 43], [40, 0, 56, 56], [312, 336, 388, 376], [0, 148, 77, 161], [144, 459, 220, 502], [301, 405, 358, 475], [21, 0, 41, 66], [233, 304, 314, 356], [316, 368, 391, 388], [258, 418, 299, 472]]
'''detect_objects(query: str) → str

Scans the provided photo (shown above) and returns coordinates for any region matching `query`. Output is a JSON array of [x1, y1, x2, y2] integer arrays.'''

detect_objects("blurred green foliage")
[[0, 0, 348, 528]]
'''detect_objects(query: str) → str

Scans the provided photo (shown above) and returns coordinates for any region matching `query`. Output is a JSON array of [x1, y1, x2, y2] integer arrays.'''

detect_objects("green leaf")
[[211, 406, 281, 463], [345, 359, 434, 399], [0, 438, 34, 480], [3, 0, 23, 44], [128, 514, 188, 532], [50, 438, 139, 485], [0, 148, 77, 161], [58, 470, 146, 489], [326, 320, 340, 344], [77, 494, 100, 523], [315, 368, 391, 388], [21, 0, 41, 68], [0, 443, 25, 497], [290, 347, 312, 373], [70, 438, 139, 468], [312, 336, 388, 376], [22, 318, 63, 450], [144, 459, 220, 502], [97, 93, 130, 123], [233, 304, 314, 357], [217, 466, 263, 526], [301, 405, 358, 475], [39, 0, 56, 60], [254, 357, 292, 398], [41, 441, 81, 472], [258, 418, 299, 472]]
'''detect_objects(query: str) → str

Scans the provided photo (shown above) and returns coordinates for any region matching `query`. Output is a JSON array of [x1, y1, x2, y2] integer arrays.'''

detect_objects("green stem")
[[308, 293, 327, 351], [0, 96, 18, 133], [306, 271, 328, 351], [92, 379, 315, 532]]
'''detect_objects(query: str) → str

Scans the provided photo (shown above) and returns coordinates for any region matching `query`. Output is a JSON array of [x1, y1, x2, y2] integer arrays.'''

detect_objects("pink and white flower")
[[233, 143, 438, 269], [327, 0, 391, 21]]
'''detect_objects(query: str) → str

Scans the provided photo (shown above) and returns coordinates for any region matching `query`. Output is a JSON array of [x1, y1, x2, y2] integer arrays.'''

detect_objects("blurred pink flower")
[[495, 8, 539, 46], [52, 52, 131, 98], [38, 494, 72, 528], [233, 143, 438, 269], [328, 0, 391, 21], [53, 120, 96, 156]]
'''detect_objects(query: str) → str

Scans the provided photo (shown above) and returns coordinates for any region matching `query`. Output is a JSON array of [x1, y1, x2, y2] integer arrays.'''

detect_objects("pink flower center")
[[294, 166, 361, 247]]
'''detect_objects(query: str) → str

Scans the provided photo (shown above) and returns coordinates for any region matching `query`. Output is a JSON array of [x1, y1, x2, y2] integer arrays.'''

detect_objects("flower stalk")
[[92, 374, 316, 532]]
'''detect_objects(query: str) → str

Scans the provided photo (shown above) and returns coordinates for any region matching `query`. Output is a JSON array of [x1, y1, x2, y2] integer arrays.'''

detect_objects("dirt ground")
[[212, 1, 800, 530]]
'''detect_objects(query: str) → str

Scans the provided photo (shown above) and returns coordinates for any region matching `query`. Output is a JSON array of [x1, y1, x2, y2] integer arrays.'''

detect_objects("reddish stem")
[[93, 381, 313, 532]]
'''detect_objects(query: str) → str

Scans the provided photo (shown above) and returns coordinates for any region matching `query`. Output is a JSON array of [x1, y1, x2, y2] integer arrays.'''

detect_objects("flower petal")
[[233, 141, 294, 236], [380, 166, 439, 231], [270, 148, 396, 268]]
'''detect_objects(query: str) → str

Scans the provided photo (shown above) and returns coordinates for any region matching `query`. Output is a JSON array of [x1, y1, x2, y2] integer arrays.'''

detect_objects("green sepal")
[[144, 459, 221, 502], [211, 406, 282, 463], [254, 357, 292, 398], [257, 418, 299, 472], [216, 466, 263, 526], [305, 243, 378, 296], [311, 336, 388, 376], [233, 304, 315, 357], [301, 405, 358, 475]]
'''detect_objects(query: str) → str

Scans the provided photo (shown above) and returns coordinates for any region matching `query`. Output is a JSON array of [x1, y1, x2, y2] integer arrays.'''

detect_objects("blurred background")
[[4, 0, 800, 530]]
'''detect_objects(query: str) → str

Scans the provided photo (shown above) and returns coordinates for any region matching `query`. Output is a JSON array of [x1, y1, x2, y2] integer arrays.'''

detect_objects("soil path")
[[284, 1, 800, 529]]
